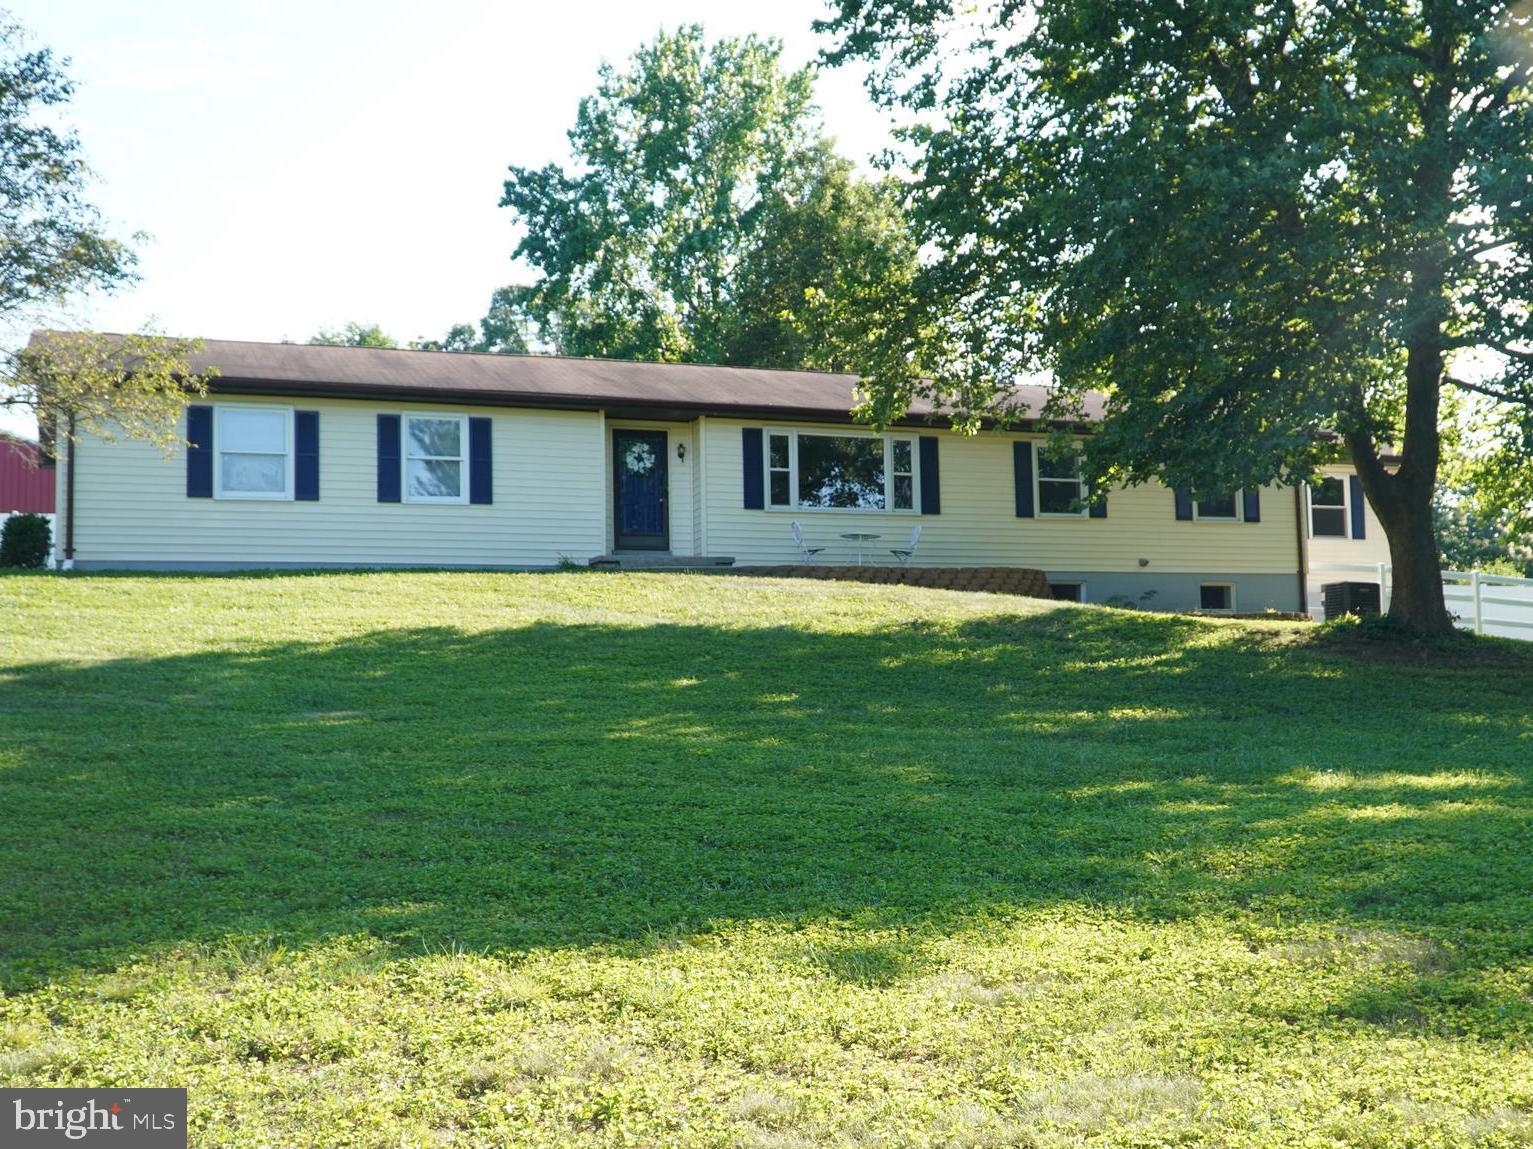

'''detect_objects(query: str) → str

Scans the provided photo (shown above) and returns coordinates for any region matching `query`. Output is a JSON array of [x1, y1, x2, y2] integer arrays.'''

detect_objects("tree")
[[310, 322, 397, 348], [0, 18, 210, 452], [413, 286, 532, 355], [494, 25, 928, 373], [0, 17, 133, 316], [822, 1, 1533, 633], [1435, 485, 1533, 575], [10, 331, 213, 453]]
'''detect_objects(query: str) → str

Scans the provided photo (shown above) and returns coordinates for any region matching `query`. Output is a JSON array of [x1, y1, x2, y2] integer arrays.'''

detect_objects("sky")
[[2, 0, 898, 436]]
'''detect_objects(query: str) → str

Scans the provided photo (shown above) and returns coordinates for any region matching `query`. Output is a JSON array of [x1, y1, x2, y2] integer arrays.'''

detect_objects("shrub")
[[0, 513, 51, 568]]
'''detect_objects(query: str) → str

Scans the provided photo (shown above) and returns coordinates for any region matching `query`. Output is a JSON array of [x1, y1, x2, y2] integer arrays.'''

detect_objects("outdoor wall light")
[[677, 443, 687, 461], [1138, 557, 1150, 567]]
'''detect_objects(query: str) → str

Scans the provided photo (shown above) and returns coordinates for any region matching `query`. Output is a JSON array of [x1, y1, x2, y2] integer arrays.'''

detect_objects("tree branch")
[[1445, 374, 1533, 406]]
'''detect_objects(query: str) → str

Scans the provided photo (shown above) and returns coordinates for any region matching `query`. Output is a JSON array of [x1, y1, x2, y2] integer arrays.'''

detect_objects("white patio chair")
[[890, 525, 922, 566], [791, 520, 825, 562]]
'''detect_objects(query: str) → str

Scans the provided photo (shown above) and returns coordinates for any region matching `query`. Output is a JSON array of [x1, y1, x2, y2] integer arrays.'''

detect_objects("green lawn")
[[2, 572, 1531, 1148]]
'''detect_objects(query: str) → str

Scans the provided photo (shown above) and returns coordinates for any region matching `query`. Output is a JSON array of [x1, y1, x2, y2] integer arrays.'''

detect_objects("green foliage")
[[822, 1, 1533, 631], [1434, 485, 1533, 575], [1, 572, 1530, 1145], [9, 331, 215, 454], [412, 285, 532, 355], [0, 16, 135, 318], [0, 512, 49, 567], [0, 20, 193, 452], [494, 26, 927, 374], [308, 322, 397, 348]]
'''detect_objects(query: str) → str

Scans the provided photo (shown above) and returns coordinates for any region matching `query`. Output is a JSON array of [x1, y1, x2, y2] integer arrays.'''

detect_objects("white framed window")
[[403, 413, 468, 504], [1049, 581, 1086, 603], [1035, 445, 1089, 517], [768, 432, 791, 508], [1199, 583, 1236, 612], [1308, 477, 1349, 538], [763, 429, 919, 513], [1194, 492, 1241, 521], [215, 404, 293, 500]]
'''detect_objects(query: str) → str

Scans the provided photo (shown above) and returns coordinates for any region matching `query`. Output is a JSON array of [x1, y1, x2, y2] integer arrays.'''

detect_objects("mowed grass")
[[2, 571, 1532, 1148]]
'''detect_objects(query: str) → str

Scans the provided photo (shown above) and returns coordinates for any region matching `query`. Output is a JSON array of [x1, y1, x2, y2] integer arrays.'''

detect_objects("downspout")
[[1293, 483, 1307, 616], [63, 411, 76, 567]]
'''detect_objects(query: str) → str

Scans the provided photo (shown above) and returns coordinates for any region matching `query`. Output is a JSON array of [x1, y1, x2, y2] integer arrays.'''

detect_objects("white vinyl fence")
[[1309, 561, 1533, 640]]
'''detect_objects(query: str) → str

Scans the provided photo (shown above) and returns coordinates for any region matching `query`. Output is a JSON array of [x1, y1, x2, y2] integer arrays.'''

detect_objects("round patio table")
[[840, 532, 881, 566]]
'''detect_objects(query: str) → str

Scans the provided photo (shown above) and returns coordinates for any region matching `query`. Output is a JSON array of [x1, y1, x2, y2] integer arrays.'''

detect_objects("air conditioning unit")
[[1322, 581, 1382, 620]]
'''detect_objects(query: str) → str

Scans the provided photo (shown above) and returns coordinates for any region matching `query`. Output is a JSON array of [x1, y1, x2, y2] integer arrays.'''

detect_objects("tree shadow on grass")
[[1, 606, 1529, 998]]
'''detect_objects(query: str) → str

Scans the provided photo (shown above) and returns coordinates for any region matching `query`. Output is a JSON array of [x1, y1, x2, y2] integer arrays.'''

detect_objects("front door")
[[613, 429, 669, 550]]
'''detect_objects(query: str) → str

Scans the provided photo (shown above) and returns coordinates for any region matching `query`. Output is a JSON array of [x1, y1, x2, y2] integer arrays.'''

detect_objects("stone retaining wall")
[[732, 565, 1052, 599]]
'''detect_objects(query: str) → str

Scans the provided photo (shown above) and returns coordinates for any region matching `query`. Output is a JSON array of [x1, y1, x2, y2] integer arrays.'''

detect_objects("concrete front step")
[[588, 554, 736, 570]]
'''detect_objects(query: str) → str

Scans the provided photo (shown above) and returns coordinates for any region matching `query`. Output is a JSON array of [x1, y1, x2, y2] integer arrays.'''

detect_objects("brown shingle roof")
[[179, 336, 1104, 425], [32, 332, 1102, 426]]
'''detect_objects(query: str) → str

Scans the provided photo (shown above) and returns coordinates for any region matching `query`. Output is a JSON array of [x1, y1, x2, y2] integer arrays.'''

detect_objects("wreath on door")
[[624, 441, 657, 475]]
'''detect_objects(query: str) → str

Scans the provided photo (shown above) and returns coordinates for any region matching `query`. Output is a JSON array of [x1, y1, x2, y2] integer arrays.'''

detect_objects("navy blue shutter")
[[294, 411, 319, 501], [1089, 493, 1107, 518], [186, 405, 213, 497], [1242, 489, 1261, 522], [742, 428, 764, 509], [1013, 442, 1035, 517], [1349, 475, 1366, 538], [468, 417, 492, 505], [918, 436, 940, 514], [377, 414, 401, 503], [1174, 488, 1194, 520]]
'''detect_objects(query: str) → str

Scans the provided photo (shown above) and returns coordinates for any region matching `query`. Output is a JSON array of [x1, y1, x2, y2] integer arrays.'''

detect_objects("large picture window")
[[405, 414, 467, 503], [215, 405, 292, 500], [765, 430, 917, 512], [1309, 477, 1348, 537]]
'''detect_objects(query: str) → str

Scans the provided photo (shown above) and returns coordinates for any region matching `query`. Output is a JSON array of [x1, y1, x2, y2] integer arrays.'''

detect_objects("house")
[[48, 336, 1391, 613]]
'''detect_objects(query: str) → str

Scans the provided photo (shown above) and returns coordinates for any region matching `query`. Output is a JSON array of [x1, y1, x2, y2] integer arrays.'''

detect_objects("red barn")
[[0, 434, 55, 514]]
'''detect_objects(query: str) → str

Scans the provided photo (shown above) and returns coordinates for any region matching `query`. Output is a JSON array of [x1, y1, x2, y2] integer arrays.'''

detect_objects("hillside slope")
[[2, 571, 1530, 1147]]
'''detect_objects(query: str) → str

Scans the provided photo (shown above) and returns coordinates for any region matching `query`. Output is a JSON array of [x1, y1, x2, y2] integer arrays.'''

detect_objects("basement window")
[[1199, 583, 1235, 613], [1049, 582, 1085, 603]]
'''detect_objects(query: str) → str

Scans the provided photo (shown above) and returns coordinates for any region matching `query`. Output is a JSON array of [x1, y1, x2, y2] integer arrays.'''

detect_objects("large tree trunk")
[[1346, 343, 1454, 636], [1372, 479, 1454, 634]]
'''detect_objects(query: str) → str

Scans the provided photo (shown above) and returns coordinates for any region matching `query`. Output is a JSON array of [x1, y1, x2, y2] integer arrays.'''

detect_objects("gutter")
[[62, 411, 76, 567]]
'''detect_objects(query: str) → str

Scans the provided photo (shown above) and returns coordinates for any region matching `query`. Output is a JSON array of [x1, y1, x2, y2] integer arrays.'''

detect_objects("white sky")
[[2, 0, 896, 436]]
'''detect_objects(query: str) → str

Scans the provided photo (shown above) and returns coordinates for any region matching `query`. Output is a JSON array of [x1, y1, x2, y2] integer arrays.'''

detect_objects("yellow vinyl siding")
[[1306, 464, 1391, 568], [1304, 464, 1394, 615], [701, 418, 1301, 573], [65, 396, 606, 567]]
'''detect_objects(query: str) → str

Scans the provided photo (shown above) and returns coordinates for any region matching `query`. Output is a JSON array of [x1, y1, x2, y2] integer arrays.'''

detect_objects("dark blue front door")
[[613, 429, 669, 550]]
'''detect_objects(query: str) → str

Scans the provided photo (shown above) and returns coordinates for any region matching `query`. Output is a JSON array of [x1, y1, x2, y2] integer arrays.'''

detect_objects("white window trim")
[[1306, 476, 1351, 539], [213, 403, 294, 501], [1192, 491, 1244, 522], [762, 428, 921, 514], [402, 412, 469, 505], [1199, 582, 1237, 613], [1033, 442, 1090, 519]]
